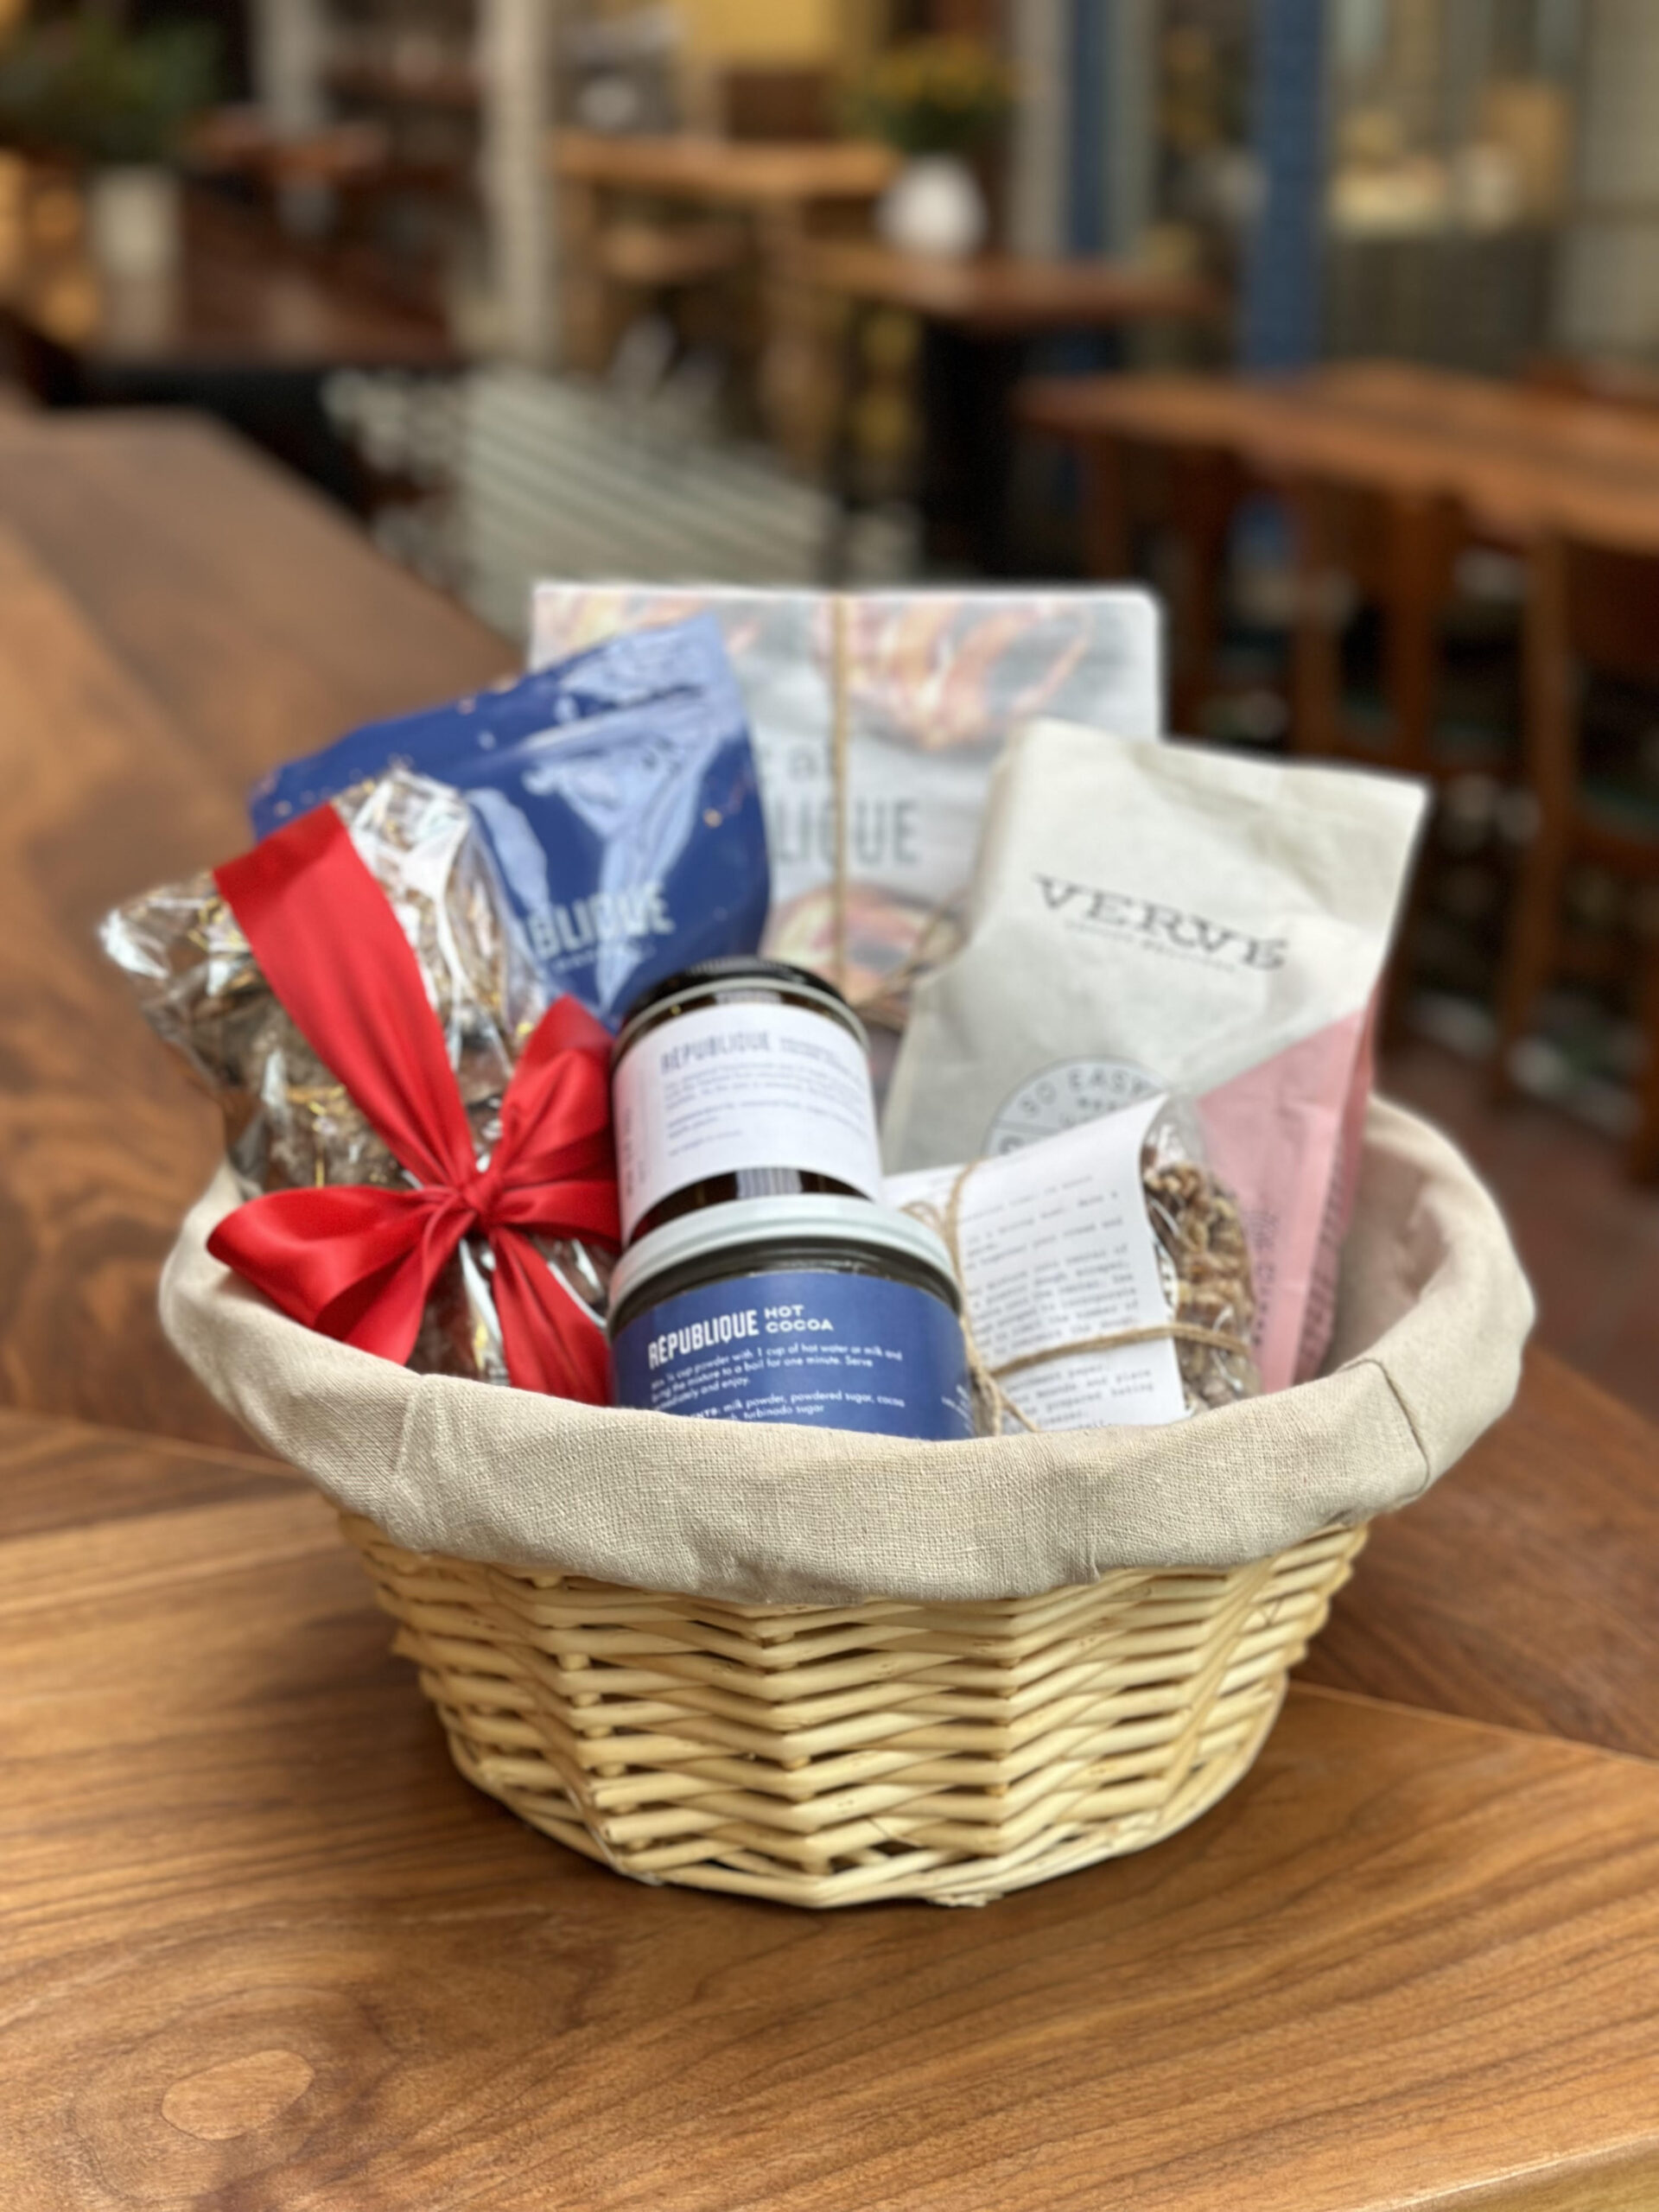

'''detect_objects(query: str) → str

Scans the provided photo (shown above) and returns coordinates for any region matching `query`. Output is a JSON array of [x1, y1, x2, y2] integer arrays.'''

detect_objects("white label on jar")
[[614, 1000, 885, 1239]]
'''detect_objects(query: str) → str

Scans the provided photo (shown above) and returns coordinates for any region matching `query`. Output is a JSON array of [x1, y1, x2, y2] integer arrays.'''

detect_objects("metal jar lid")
[[608, 1194, 959, 1328], [613, 956, 868, 1062]]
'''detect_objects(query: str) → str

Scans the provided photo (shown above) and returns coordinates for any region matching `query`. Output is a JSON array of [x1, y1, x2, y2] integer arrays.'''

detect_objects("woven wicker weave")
[[340, 1512, 1366, 1907]]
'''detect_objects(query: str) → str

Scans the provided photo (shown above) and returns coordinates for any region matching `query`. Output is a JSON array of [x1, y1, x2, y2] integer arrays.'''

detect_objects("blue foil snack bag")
[[247, 619, 770, 1027]]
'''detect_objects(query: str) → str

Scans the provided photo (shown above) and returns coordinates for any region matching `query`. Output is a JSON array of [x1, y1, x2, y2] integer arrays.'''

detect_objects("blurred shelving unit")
[[247, 0, 556, 359], [1055, 0, 1659, 382], [1555, 0, 1659, 361], [1323, 0, 1580, 373]]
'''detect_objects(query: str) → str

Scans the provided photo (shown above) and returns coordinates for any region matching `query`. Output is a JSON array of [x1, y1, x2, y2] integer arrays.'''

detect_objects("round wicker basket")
[[340, 1511, 1367, 1908]]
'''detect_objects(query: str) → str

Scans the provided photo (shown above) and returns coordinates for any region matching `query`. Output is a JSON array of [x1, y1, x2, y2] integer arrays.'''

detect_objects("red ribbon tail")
[[490, 1230, 611, 1404], [214, 806, 481, 1190], [209, 1185, 464, 1365]]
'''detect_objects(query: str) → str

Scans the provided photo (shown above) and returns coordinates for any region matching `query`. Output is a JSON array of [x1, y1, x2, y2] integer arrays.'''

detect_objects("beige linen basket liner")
[[163, 1099, 1531, 1909]]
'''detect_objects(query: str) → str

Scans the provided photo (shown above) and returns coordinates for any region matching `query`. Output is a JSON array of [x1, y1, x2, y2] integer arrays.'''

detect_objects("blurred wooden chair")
[[1068, 432, 1251, 733], [558, 183, 746, 376], [1495, 530, 1659, 1179], [717, 67, 834, 143], [1097, 459, 1480, 766], [1154, 445, 1251, 738], [191, 115, 460, 320], [1524, 354, 1659, 419], [591, 217, 745, 293], [1286, 476, 1475, 778], [1284, 476, 1519, 1041]]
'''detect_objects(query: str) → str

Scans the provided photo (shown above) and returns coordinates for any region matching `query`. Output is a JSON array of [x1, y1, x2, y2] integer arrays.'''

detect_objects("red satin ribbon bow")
[[206, 803, 620, 1402]]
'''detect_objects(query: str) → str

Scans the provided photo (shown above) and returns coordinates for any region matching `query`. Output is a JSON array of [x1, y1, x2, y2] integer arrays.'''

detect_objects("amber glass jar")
[[611, 957, 885, 1244]]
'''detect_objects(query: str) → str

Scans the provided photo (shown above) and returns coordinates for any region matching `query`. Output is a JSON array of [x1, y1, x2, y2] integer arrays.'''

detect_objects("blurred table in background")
[[1528, 352, 1659, 416], [1020, 360, 1659, 579], [1033, 353, 1659, 593], [0, 185, 457, 509], [1020, 360, 1659, 746], [804, 243, 1223, 575], [550, 128, 898, 216], [1021, 362, 1659, 1181], [550, 129, 898, 451]]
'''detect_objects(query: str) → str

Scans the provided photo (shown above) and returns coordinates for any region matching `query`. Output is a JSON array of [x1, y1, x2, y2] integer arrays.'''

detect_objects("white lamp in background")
[[876, 155, 988, 260], [88, 165, 182, 283]]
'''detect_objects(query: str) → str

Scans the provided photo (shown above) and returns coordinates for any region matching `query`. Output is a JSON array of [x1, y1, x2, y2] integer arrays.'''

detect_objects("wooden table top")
[[4, 1389, 1658, 2210], [549, 129, 899, 207], [1019, 361, 1659, 553], [1307, 358, 1659, 464], [794, 238, 1223, 334], [2, 192, 456, 372], [3, 410, 1658, 2207]]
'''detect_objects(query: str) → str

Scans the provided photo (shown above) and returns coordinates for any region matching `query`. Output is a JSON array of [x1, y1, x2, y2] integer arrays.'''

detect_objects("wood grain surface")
[[0, 412, 510, 772], [1018, 367, 1659, 555], [550, 128, 898, 205], [3, 1407, 1657, 2212], [794, 238, 1221, 333], [1302, 1354, 1659, 1759], [3, 192, 457, 371], [0, 415, 509, 1446], [0, 1404, 295, 1541], [0, 519, 250, 1445]]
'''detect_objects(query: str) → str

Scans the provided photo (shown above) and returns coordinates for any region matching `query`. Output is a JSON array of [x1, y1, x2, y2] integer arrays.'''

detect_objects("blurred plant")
[[0, 9, 219, 168], [850, 36, 1013, 158]]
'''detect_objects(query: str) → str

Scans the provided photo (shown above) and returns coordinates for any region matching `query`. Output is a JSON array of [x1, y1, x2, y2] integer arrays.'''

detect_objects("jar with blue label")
[[608, 1196, 976, 1441]]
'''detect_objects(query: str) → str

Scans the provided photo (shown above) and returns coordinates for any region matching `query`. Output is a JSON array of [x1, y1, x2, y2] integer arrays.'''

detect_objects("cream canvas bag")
[[883, 721, 1430, 1392]]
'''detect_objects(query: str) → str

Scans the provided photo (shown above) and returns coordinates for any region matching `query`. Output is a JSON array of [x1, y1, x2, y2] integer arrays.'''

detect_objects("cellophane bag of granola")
[[100, 769, 610, 1384]]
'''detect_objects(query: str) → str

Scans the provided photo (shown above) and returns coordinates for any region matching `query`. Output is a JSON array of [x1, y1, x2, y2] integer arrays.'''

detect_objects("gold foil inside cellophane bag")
[[100, 768, 611, 1382]]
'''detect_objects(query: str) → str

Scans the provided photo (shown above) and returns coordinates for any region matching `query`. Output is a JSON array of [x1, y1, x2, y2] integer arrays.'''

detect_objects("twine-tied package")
[[531, 585, 1162, 1001], [887, 1091, 1259, 1433]]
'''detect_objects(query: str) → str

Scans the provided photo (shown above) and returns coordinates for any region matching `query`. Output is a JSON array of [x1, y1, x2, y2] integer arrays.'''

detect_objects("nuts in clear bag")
[[1141, 1101, 1261, 1414], [887, 1090, 1260, 1433]]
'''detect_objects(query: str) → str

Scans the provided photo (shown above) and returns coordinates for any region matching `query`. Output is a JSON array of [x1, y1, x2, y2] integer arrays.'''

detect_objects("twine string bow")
[[906, 1156, 1254, 1437]]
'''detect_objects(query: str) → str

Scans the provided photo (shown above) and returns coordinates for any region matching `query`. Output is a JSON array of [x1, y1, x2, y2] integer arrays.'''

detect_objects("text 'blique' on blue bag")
[[246, 618, 771, 1028]]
